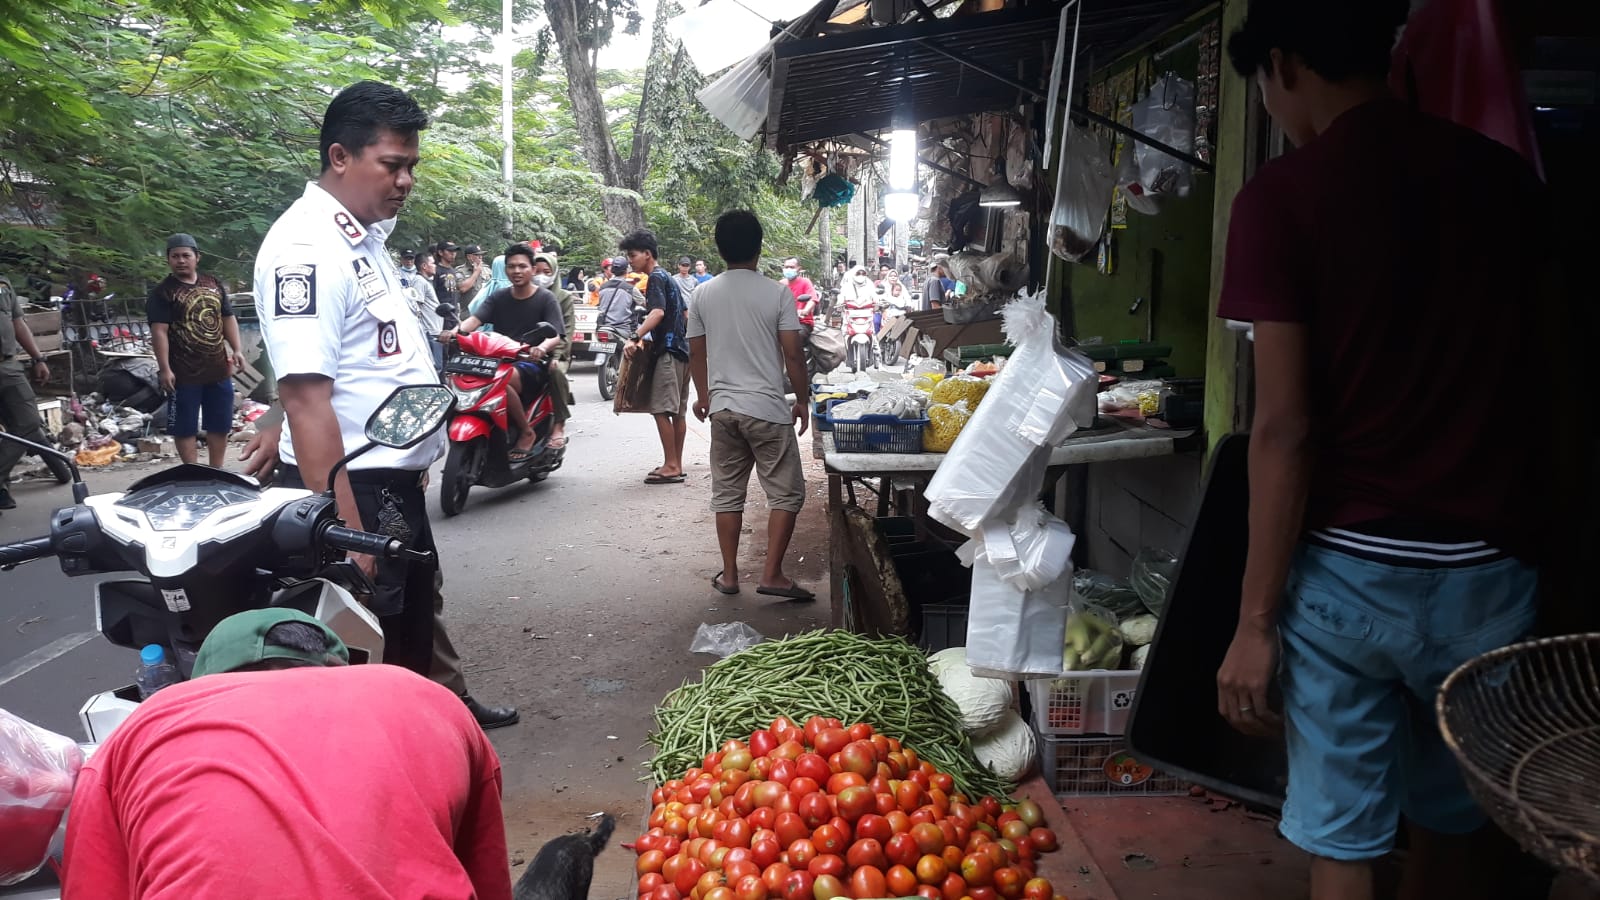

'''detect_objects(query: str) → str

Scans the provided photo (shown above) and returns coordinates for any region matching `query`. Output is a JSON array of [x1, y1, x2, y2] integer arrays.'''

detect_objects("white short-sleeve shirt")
[[253, 182, 444, 471]]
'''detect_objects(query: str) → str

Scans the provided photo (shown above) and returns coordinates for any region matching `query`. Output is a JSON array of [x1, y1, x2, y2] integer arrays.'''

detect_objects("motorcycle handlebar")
[[320, 525, 433, 563], [0, 536, 54, 568]]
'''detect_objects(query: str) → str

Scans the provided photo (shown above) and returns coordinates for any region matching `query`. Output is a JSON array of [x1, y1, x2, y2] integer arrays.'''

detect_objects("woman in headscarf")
[[468, 255, 511, 328]]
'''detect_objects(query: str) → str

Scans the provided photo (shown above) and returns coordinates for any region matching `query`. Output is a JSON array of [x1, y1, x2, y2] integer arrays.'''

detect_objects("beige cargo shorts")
[[709, 410, 805, 514]]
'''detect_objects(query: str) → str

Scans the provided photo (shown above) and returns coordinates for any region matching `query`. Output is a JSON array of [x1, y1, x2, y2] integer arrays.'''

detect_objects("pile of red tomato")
[[632, 715, 1064, 900]]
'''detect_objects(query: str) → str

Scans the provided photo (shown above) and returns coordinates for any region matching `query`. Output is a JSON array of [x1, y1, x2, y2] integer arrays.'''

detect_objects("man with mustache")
[[248, 80, 517, 727]]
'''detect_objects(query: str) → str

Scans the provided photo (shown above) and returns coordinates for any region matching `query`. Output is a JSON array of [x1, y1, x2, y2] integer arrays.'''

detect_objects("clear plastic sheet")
[[689, 622, 765, 657], [0, 710, 84, 885]]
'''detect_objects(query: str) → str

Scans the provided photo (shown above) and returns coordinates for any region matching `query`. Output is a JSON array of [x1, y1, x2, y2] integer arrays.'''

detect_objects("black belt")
[[280, 464, 425, 489]]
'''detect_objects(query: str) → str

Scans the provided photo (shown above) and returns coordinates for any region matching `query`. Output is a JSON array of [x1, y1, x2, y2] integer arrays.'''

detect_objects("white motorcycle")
[[0, 384, 453, 898]]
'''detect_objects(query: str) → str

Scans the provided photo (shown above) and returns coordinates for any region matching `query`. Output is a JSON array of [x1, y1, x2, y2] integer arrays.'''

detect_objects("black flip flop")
[[757, 582, 816, 602], [509, 446, 539, 463], [644, 473, 686, 484], [712, 572, 740, 595]]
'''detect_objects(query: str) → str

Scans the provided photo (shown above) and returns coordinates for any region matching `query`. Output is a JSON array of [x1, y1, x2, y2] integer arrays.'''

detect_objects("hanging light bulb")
[[889, 127, 916, 190], [884, 190, 919, 222]]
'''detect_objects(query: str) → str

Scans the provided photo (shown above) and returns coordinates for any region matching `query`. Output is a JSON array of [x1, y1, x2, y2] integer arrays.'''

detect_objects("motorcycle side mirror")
[[324, 384, 455, 493], [0, 430, 88, 503], [435, 304, 454, 318], [521, 322, 560, 344]]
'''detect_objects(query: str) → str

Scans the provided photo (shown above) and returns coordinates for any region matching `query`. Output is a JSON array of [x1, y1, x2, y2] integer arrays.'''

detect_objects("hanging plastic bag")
[[1048, 128, 1116, 262], [0, 710, 84, 885], [926, 293, 1097, 537], [1131, 73, 1197, 198], [808, 326, 847, 373], [965, 548, 1072, 679]]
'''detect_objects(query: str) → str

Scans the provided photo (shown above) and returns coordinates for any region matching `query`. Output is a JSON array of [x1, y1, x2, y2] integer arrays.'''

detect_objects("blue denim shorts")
[[166, 378, 234, 438], [1278, 543, 1537, 860]]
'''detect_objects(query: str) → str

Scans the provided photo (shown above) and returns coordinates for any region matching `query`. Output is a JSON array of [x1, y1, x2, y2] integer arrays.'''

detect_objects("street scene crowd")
[[0, 0, 1592, 899]]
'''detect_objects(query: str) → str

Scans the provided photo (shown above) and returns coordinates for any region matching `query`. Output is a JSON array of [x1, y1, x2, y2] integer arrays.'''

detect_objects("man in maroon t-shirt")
[[1213, 3, 1547, 898]]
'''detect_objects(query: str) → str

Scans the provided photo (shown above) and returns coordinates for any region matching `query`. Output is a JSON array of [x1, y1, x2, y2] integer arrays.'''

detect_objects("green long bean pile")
[[648, 629, 1013, 799]]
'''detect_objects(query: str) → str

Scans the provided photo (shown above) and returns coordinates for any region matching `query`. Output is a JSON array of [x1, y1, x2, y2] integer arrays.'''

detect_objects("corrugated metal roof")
[[765, 1, 1210, 149]]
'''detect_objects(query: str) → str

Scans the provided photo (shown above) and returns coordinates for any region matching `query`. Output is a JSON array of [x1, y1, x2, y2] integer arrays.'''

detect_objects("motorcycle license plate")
[[445, 354, 499, 377]]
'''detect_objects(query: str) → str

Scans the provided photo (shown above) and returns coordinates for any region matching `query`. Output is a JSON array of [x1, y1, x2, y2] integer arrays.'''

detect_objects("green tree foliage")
[[0, 0, 816, 294]]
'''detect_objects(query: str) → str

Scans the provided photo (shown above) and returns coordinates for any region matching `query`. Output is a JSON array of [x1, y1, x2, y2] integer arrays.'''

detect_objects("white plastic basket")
[[1026, 669, 1140, 736]]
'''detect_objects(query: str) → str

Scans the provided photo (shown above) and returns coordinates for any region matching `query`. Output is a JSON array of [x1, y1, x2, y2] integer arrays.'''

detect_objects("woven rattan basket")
[[1437, 634, 1600, 886]]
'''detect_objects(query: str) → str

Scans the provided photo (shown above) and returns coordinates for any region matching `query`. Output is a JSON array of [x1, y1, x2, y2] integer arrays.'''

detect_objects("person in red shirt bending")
[[63, 608, 512, 900], [1214, 3, 1548, 900]]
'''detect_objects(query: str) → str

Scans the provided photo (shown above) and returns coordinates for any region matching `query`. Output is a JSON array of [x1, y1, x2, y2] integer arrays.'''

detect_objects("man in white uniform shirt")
[[251, 81, 517, 726]]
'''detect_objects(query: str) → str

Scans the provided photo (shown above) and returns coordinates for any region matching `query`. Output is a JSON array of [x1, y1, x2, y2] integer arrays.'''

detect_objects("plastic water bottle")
[[136, 644, 181, 699]]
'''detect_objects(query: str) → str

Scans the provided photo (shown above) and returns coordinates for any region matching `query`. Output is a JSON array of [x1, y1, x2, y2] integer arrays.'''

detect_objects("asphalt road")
[[0, 357, 832, 896]]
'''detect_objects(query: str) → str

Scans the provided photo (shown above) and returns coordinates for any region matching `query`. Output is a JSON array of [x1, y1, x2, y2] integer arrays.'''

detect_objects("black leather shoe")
[[0, 488, 14, 510], [462, 694, 519, 729]]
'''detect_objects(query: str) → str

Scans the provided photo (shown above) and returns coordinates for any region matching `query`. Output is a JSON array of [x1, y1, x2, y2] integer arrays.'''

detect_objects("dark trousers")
[[0, 360, 47, 481], [278, 464, 436, 677]]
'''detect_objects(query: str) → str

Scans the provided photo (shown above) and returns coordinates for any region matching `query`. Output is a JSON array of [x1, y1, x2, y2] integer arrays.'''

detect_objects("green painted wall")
[[1066, 178, 1215, 377], [1041, 26, 1219, 380]]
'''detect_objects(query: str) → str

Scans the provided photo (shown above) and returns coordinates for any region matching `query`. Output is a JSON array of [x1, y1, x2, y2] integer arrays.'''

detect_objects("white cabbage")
[[970, 710, 1037, 782], [928, 647, 1014, 734]]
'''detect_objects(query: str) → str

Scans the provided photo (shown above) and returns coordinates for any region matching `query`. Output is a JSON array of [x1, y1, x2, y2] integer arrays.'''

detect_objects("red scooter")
[[438, 324, 565, 517]]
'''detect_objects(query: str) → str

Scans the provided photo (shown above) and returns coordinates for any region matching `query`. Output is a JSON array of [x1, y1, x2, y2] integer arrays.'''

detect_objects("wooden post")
[[1202, 0, 1258, 453]]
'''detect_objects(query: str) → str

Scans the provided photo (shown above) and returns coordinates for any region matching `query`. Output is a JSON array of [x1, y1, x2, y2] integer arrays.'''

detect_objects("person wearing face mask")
[[782, 257, 816, 341]]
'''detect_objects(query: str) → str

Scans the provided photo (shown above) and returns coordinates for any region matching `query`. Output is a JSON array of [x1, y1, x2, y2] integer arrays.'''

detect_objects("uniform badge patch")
[[352, 256, 386, 301], [273, 264, 317, 317], [377, 320, 401, 357], [333, 211, 364, 242]]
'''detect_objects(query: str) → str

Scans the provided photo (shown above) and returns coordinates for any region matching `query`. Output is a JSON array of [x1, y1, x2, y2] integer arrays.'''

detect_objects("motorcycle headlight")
[[449, 383, 490, 408], [481, 393, 505, 413]]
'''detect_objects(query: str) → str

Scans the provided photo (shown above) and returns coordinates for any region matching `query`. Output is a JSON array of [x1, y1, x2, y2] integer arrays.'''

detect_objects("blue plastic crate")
[[827, 399, 927, 454]]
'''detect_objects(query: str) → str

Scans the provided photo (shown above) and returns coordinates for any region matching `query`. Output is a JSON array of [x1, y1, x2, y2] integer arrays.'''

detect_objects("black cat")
[[512, 813, 616, 900]]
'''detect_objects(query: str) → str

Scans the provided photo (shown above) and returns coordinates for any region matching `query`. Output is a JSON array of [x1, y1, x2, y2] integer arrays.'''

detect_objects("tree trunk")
[[543, 0, 644, 234]]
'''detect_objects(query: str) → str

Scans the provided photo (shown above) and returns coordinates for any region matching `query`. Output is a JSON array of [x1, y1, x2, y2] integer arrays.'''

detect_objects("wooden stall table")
[[817, 420, 1196, 631]]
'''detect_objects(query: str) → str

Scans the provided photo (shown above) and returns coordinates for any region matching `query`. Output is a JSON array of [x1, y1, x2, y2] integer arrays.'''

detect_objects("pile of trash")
[[45, 394, 271, 470]]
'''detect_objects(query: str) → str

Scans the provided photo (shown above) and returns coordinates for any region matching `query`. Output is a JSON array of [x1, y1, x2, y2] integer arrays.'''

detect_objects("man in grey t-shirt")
[[687, 210, 813, 602]]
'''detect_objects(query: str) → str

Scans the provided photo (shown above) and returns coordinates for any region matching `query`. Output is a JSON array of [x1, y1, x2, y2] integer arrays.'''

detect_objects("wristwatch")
[[28, 357, 43, 367]]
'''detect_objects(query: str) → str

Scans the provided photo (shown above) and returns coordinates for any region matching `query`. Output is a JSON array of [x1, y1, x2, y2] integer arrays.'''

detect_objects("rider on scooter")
[[448, 243, 569, 459]]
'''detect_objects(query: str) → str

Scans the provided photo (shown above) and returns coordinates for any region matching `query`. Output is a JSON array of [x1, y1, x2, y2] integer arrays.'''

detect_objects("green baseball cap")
[[192, 608, 349, 677]]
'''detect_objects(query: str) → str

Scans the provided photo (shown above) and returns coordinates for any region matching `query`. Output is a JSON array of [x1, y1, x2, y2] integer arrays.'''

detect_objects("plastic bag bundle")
[[0, 710, 84, 885], [930, 374, 991, 410], [964, 548, 1072, 680], [923, 400, 971, 452], [926, 291, 1097, 537]]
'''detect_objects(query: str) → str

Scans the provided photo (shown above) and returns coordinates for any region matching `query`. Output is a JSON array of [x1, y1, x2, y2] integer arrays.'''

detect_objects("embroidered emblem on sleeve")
[[273, 264, 317, 317]]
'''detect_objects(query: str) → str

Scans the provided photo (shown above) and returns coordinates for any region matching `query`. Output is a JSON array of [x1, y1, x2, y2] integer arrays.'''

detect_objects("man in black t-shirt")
[[433, 240, 462, 325], [452, 243, 568, 456], [619, 229, 689, 484], [147, 233, 244, 467]]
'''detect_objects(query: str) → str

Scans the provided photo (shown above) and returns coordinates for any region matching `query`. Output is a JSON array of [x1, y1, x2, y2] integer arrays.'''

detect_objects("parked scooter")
[[0, 384, 450, 738], [437, 324, 564, 517]]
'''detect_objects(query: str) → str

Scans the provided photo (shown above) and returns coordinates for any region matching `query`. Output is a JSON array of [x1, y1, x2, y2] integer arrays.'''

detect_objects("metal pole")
[[501, 0, 514, 237]]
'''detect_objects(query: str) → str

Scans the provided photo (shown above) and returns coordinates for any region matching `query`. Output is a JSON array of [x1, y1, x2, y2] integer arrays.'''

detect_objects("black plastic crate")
[[917, 599, 970, 652]]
